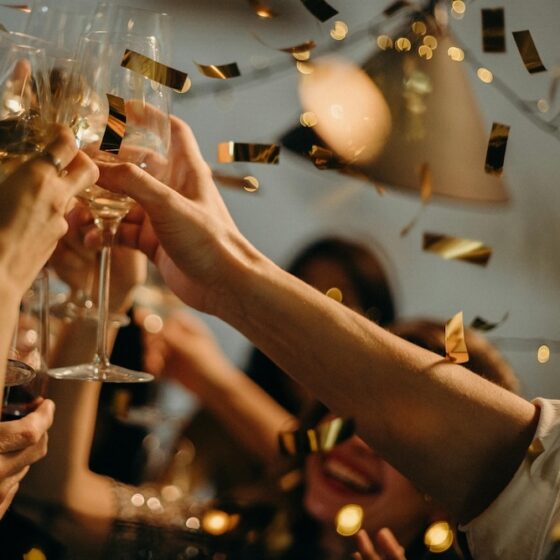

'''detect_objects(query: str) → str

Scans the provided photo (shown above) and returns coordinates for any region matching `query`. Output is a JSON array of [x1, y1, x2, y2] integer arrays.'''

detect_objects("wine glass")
[[49, 31, 171, 383]]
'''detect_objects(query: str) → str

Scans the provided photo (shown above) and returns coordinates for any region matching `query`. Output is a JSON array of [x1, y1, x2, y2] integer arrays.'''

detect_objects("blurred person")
[[94, 115, 550, 559], [0, 126, 97, 519]]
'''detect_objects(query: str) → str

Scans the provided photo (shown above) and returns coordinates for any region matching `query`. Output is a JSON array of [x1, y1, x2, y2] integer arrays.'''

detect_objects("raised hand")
[[352, 528, 407, 560]]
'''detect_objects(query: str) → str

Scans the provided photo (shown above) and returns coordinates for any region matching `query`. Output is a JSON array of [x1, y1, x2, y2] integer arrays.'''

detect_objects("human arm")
[[95, 116, 538, 523], [352, 528, 406, 560], [144, 311, 295, 465]]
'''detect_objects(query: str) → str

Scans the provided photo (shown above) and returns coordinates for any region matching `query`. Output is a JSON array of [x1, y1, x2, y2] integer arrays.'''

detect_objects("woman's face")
[[304, 433, 433, 546]]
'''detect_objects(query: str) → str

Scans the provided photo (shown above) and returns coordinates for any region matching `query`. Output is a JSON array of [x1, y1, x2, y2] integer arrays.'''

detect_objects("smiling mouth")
[[322, 457, 380, 495]]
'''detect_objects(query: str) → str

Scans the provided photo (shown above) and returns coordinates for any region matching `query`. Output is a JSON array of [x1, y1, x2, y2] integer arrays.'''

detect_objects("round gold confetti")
[[186, 516, 201, 530], [335, 504, 363, 536], [452, 0, 466, 15], [395, 37, 412, 52], [181, 76, 192, 93], [243, 176, 260, 192], [377, 35, 393, 50], [537, 345, 550, 364], [292, 50, 311, 61], [477, 67, 493, 83], [296, 61, 314, 75], [537, 98, 550, 113], [411, 21, 427, 35], [424, 521, 454, 553], [423, 35, 438, 49], [131, 493, 145, 507], [143, 313, 164, 334], [325, 287, 343, 302], [447, 46, 465, 62], [300, 111, 318, 127], [418, 45, 433, 60], [202, 510, 230, 535], [330, 20, 348, 41]]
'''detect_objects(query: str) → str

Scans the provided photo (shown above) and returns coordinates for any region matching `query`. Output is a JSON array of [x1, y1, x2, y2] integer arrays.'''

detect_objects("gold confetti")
[[201, 510, 237, 536], [477, 67, 494, 83], [247, 0, 278, 18], [537, 345, 550, 364], [278, 40, 316, 55], [412, 21, 427, 36], [300, 0, 338, 22], [325, 287, 343, 302], [527, 437, 545, 463], [0, 4, 30, 12], [512, 30, 546, 74], [335, 505, 363, 537], [296, 60, 314, 74], [121, 50, 190, 93], [395, 37, 412, 52], [470, 312, 509, 332], [100, 93, 126, 154], [423, 233, 492, 266], [213, 172, 261, 192], [278, 468, 304, 492], [377, 35, 393, 50], [300, 111, 318, 127], [448, 46, 465, 62], [485, 122, 510, 175], [451, 0, 466, 15], [330, 21, 348, 41], [217, 142, 279, 164], [481, 8, 506, 53], [279, 417, 355, 457], [418, 45, 433, 60], [445, 312, 469, 364], [308, 145, 345, 169], [424, 521, 454, 553], [423, 35, 438, 49], [195, 61, 240, 80], [23, 549, 46, 560], [400, 163, 432, 237]]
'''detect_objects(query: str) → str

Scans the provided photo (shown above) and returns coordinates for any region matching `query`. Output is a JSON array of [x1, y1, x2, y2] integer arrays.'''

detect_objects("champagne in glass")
[[50, 30, 171, 383]]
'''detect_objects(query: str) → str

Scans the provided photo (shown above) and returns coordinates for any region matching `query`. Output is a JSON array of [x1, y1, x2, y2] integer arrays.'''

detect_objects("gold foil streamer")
[[383, 1, 409, 17], [400, 163, 432, 237], [0, 4, 30, 12], [481, 8, 506, 53], [195, 61, 240, 80], [470, 311, 509, 332], [423, 233, 493, 266], [300, 0, 338, 22], [485, 122, 510, 175], [121, 49, 190, 93], [248, 0, 278, 18], [445, 311, 469, 364], [278, 417, 355, 457], [100, 93, 126, 154], [512, 30, 546, 74], [217, 141, 280, 164]]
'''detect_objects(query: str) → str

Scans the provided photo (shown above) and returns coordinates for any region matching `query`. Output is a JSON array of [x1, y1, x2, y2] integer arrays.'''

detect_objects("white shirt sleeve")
[[461, 399, 560, 560]]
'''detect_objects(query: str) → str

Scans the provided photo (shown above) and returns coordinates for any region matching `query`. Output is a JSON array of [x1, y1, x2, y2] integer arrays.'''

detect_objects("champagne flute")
[[49, 31, 171, 383]]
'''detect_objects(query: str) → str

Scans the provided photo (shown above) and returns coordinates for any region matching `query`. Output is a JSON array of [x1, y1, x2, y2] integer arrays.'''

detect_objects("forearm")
[[216, 253, 538, 521], [198, 362, 295, 465]]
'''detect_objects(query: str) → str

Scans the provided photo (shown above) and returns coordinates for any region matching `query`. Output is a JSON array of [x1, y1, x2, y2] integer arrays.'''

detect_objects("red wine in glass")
[[1, 363, 41, 422]]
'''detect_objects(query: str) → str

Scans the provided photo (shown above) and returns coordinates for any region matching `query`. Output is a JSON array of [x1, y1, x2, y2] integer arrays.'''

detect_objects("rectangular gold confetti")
[[423, 232, 493, 266], [121, 49, 190, 93], [512, 30, 546, 74], [481, 8, 506, 53], [100, 93, 126, 154], [217, 141, 279, 164], [300, 0, 338, 22], [470, 312, 509, 332], [445, 311, 469, 364], [383, 0, 409, 16], [485, 122, 510, 175], [195, 61, 240, 80]]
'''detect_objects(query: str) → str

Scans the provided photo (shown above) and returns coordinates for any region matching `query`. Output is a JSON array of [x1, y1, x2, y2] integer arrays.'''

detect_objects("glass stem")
[[93, 218, 120, 378]]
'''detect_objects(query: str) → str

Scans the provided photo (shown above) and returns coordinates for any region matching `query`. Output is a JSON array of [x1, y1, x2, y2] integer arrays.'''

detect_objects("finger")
[[33, 125, 79, 176], [0, 400, 55, 453], [354, 530, 381, 560], [0, 433, 48, 478], [373, 528, 407, 560], [0, 482, 18, 519], [61, 151, 100, 198], [0, 465, 29, 502]]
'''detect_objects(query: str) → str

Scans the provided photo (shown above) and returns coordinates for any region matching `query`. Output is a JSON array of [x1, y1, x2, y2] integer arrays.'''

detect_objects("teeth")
[[323, 458, 375, 493]]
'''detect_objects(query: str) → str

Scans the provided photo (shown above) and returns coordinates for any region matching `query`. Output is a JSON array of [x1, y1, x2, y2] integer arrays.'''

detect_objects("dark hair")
[[389, 319, 520, 394], [246, 237, 396, 415]]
